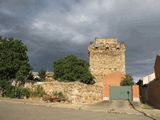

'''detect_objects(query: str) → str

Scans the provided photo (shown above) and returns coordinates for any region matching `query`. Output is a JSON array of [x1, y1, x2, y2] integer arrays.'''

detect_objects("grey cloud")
[[0, 0, 160, 80]]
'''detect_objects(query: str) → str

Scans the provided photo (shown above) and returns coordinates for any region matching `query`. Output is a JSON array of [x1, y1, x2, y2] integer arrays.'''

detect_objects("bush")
[[21, 88, 30, 98], [53, 55, 95, 84], [32, 86, 45, 97], [0, 80, 30, 98], [0, 80, 17, 98], [0, 80, 11, 97], [53, 91, 65, 100]]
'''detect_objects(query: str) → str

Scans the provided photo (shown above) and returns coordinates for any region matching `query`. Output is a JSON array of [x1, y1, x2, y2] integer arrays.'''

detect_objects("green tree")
[[120, 74, 134, 86], [53, 55, 95, 84], [0, 37, 31, 81], [16, 65, 31, 82], [38, 68, 46, 81]]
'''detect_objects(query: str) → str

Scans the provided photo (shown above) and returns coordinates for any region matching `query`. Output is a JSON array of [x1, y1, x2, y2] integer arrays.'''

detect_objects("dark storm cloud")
[[0, 0, 160, 80]]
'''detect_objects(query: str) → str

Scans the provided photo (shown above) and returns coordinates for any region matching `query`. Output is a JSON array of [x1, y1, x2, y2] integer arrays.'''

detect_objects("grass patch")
[[140, 104, 154, 109]]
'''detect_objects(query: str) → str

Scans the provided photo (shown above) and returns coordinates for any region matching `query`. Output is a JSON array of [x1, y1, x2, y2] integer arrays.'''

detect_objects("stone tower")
[[88, 38, 126, 85]]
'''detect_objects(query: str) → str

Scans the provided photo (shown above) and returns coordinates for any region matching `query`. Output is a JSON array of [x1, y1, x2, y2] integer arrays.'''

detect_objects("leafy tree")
[[0, 37, 31, 81], [120, 74, 134, 86], [137, 79, 143, 86], [53, 55, 95, 84], [38, 68, 46, 81], [16, 65, 31, 82]]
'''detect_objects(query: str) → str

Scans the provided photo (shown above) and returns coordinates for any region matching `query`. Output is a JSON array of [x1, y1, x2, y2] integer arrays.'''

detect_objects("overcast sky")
[[0, 0, 160, 80]]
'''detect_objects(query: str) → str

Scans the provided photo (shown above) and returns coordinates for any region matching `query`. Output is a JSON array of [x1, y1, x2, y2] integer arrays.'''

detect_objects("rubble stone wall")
[[28, 81, 103, 104]]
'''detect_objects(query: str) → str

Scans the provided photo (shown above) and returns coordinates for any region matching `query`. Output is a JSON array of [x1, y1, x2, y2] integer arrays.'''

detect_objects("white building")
[[141, 73, 155, 85]]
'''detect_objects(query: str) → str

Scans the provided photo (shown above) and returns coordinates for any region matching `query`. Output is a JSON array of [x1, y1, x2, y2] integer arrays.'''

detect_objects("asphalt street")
[[0, 101, 152, 120]]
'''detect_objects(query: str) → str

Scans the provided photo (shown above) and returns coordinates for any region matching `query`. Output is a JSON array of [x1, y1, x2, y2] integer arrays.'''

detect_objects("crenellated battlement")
[[95, 38, 117, 44], [89, 38, 125, 52]]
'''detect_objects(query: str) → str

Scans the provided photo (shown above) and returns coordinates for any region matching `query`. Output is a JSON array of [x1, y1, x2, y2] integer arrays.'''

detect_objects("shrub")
[[3, 86, 17, 98], [8, 87, 20, 98], [0, 80, 30, 98], [53, 91, 65, 100], [0, 80, 18, 98], [0, 80, 12, 97], [21, 88, 30, 98], [53, 55, 95, 84], [32, 86, 45, 97]]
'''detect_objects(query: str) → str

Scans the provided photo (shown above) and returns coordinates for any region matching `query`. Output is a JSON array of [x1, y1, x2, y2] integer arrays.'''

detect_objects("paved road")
[[0, 101, 153, 120], [88, 100, 138, 114]]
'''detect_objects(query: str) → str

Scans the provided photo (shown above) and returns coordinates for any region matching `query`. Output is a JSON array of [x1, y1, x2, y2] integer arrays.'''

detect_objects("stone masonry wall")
[[28, 81, 103, 104], [88, 38, 126, 84]]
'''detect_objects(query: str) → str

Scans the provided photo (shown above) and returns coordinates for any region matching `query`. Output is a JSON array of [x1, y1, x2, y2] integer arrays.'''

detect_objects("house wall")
[[138, 54, 160, 108], [141, 73, 155, 85], [103, 72, 139, 102], [132, 85, 140, 102], [147, 79, 160, 109], [139, 85, 148, 103], [154, 55, 160, 79], [103, 72, 124, 100]]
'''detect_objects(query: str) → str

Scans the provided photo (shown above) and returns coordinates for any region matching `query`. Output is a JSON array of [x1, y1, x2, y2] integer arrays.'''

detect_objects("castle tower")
[[88, 38, 126, 85]]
